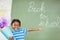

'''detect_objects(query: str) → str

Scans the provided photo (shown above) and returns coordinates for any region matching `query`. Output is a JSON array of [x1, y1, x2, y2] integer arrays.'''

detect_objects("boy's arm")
[[28, 28, 43, 32]]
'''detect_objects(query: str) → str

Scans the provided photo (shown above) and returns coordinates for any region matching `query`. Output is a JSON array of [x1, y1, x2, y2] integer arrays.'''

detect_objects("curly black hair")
[[11, 19, 21, 26]]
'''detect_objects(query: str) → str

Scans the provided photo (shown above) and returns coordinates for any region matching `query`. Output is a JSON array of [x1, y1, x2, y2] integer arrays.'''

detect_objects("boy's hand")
[[9, 37, 14, 40], [38, 28, 43, 31]]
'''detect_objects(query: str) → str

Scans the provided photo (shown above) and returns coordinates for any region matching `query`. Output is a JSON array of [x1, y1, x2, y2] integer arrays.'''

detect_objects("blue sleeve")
[[23, 28, 28, 35]]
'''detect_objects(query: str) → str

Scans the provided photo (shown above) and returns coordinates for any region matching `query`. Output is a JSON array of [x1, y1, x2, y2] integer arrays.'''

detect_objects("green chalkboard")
[[11, 0, 60, 40]]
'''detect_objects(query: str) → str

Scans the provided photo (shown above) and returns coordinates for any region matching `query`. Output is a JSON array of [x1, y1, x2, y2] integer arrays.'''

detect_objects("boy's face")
[[12, 21, 20, 29]]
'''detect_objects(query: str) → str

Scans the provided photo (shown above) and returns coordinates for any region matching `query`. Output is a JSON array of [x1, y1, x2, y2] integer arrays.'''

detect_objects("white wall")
[[0, 0, 12, 40]]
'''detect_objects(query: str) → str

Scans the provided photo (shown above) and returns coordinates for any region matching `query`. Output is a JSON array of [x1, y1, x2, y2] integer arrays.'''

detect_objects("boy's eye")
[[13, 24, 19, 26], [14, 24, 19, 26]]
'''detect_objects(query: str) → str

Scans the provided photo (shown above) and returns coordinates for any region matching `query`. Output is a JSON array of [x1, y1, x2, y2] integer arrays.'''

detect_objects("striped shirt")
[[11, 28, 28, 40]]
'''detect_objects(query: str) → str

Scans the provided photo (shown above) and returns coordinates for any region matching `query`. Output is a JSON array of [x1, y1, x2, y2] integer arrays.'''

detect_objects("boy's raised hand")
[[38, 28, 43, 31]]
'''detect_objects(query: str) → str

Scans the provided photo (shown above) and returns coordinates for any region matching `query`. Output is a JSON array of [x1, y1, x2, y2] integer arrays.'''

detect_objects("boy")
[[9, 19, 43, 40]]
